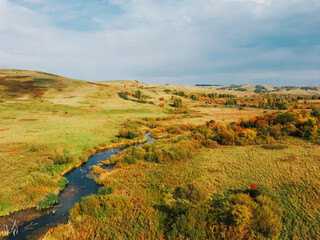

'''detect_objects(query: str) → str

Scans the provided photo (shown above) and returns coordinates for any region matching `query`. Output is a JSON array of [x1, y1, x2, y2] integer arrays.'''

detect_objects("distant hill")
[[1, 70, 318, 100], [0, 69, 86, 99]]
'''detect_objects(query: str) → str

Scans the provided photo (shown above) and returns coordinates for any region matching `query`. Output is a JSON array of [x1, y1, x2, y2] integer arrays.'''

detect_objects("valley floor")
[[44, 138, 320, 239], [1, 70, 319, 239]]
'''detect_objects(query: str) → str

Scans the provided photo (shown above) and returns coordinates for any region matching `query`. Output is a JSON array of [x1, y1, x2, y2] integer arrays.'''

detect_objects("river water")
[[4, 133, 155, 240]]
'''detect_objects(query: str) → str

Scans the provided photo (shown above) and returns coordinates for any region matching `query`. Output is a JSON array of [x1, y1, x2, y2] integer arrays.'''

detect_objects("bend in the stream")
[[4, 133, 155, 240]]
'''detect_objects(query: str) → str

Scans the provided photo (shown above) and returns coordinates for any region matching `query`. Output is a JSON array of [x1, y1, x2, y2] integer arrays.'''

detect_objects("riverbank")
[[43, 137, 320, 240], [0, 133, 154, 239], [0, 70, 167, 218]]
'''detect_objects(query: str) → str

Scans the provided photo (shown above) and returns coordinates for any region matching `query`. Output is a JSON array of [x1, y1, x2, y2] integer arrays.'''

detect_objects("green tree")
[[134, 90, 142, 99], [311, 107, 320, 120]]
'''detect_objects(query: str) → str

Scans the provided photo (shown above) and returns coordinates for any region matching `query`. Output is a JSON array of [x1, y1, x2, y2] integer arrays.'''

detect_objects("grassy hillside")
[[0, 70, 165, 215]]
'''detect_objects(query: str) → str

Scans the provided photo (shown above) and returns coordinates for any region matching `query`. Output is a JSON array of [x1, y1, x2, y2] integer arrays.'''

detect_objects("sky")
[[0, 0, 319, 85]]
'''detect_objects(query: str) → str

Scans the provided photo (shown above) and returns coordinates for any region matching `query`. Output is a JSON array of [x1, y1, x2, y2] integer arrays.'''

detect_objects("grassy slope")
[[0, 70, 164, 215]]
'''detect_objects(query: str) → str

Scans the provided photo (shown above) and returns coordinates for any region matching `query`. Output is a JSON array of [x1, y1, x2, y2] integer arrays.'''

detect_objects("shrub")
[[58, 177, 69, 189], [118, 92, 128, 100], [150, 126, 166, 138], [29, 143, 47, 152], [249, 183, 258, 191], [108, 146, 146, 166], [311, 107, 320, 120], [203, 139, 219, 148], [148, 119, 158, 129], [118, 128, 142, 139], [67, 194, 159, 239], [92, 165, 105, 174], [257, 124, 282, 140], [159, 186, 282, 240], [231, 204, 252, 227], [210, 191, 282, 240], [134, 90, 142, 99], [166, 200, 209, 240], [50, 148, 74, 165], [142, 139, 195, 163], [274, 112, 297, 125], [111, 137, 120, 143], [214, 128, 238, 145], [254, 195, 283, 238], [166, 125, 184, 135], [174, 183, 207, 203], [98, 186, 113, 195], [173, 98, 183, 107], [36, 193, 59, 210], [254, 85, 267, 94], [196, 126, 213, 139]]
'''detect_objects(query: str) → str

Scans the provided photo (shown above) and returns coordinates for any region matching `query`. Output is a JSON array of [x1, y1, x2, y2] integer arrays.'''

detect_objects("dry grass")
[[262, 144, 288, 150], [168, 106, 273, 124], [44, 138, 320, 240], [126, 82, 319, 97]]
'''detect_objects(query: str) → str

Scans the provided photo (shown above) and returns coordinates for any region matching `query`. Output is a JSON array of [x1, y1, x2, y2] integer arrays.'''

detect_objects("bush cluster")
[[118, 128, 143, 139], [108, 138, 197, 167], [68, 194, 161, 239], [209, 192, 282, 239], [254, 85, 268, 94], [36, 193, 59, 210], [259, 97, 290, 109], [108, 110, 319, 170], [173, 98, 183, 107], [178, 111, 319, 145], [117, 91, 154, 104], [174, 183, 207, 203], [159, 185, 282, 240], [50, 147, 75, 164], [240, 112, 319, 140]]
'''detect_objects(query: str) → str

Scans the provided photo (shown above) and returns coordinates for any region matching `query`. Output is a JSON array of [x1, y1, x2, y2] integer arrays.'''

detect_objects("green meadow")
[[0, 70, 164, 216]]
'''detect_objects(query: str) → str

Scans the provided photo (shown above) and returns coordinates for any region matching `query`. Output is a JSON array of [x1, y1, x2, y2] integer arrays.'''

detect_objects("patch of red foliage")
[[250, 183, 258, 191]]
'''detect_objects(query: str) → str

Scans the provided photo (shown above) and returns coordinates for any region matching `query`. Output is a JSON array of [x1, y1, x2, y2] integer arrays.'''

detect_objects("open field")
[[114, 82, 320, 98], [1, 70, 280, 216], [44, 138, 320, 240], [0, 69, 320, 239]]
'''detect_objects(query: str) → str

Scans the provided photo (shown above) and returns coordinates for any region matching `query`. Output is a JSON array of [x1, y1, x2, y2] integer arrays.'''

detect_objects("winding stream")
[[4, 133, 155, 240]]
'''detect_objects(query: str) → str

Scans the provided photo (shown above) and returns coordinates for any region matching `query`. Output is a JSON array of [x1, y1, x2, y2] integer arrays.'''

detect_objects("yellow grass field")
[[44, 138, 320, 240]]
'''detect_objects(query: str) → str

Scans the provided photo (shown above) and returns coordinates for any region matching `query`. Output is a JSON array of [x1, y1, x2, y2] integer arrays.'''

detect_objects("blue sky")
[[0, 0, 319, 85]]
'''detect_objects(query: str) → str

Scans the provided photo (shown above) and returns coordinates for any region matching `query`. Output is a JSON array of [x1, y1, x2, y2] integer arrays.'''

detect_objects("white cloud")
[[0, 0, 319, 85]]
